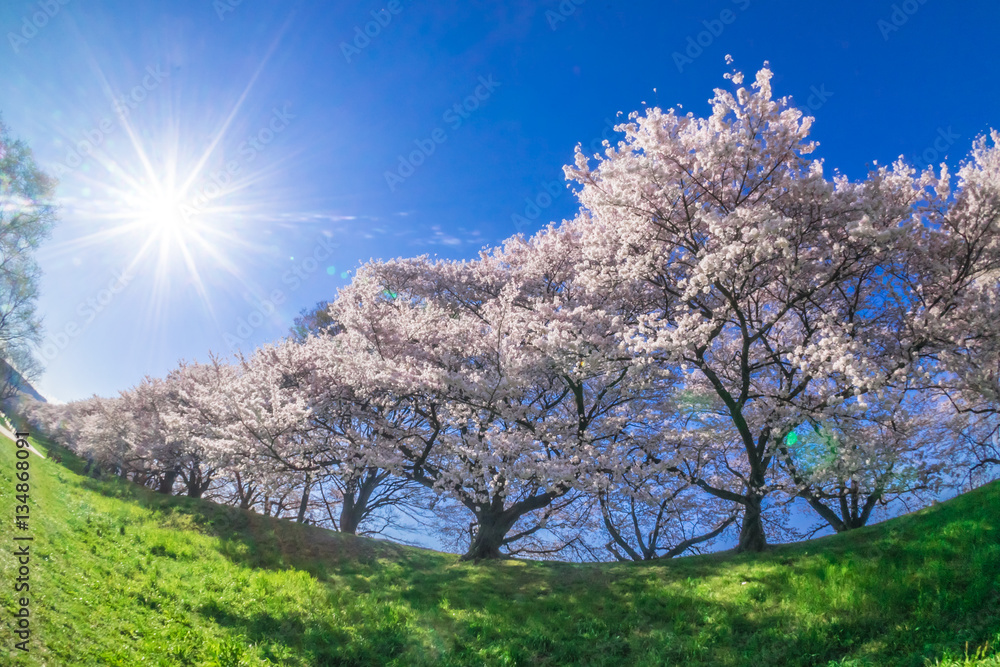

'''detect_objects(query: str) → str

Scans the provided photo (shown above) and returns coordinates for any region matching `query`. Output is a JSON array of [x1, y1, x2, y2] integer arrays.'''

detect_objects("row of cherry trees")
[[21, 64, 1000, 560]]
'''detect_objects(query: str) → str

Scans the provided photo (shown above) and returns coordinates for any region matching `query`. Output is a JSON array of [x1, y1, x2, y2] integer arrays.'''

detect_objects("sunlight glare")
[[137, 188, 190, 238]]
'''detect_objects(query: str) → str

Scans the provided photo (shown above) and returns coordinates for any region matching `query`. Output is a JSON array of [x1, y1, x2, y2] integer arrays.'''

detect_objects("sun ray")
[[31, 9, 312, 351], [179, 17, 293, 196]]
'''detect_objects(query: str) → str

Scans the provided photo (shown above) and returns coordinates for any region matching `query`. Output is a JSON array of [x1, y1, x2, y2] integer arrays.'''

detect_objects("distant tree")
[[290, 300, 340, 341], [0, 118, 56, 395], [0, 354, 41, 403], [779, 389, 956, 533]]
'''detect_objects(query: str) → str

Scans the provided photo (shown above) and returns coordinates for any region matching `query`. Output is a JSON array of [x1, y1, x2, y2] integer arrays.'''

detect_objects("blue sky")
[[1, 0, 998, 402]]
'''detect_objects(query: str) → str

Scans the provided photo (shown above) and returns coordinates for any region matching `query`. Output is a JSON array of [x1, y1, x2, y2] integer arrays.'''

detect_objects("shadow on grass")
[[415, 554, 997, 665], [27, 431, 450, 580], [372, 482, 1000, 666], [25, 429, 1000, 666], [194, 557, 978, 667], [198, 600, 413, 667]]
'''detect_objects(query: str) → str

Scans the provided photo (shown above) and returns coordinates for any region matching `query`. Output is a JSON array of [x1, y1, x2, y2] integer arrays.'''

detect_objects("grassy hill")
[[1, 432, 998, 666]]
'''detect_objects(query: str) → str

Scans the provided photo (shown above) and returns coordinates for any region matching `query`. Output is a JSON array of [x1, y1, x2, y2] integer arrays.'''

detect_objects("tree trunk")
[[459, 490, 563, 561], [462, 511, 514, 561], [797, 484, 882, 533], [296, 475, 312, 524], [157, 467, 179, 495], [234, 472, 255, 509], [736, 494, 767, 553], [339, 500, 361, 535], [337, 469, 385, 534], [186, 463, 208, 498]]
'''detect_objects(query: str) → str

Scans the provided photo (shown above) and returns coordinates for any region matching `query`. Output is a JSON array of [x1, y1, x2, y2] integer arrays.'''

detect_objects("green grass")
[[1, 433, 999, 666]]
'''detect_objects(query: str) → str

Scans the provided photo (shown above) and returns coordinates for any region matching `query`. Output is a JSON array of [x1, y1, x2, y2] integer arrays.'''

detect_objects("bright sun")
[[39, 32, 303, 337], [138, 191, 190, 237], [94, 155, 267, 309]]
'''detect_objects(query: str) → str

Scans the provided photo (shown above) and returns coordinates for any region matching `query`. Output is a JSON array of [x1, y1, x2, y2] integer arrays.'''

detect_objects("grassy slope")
[[1, 433, 998, 667]]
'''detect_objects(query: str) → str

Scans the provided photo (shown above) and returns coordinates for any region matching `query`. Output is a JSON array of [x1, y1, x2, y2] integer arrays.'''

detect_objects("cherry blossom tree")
[[331, 225, 656, 560], [72, 395, 141, 479], [21, 396, 107, 465], [192, 339, 424, 534], [331, 259, 578, 559], [562, 61, 953, 552], [903, 132, 1000, 487], [593, 465, 738, 561], [158, 361, 240, 498], [778, 388, 956, 532]]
